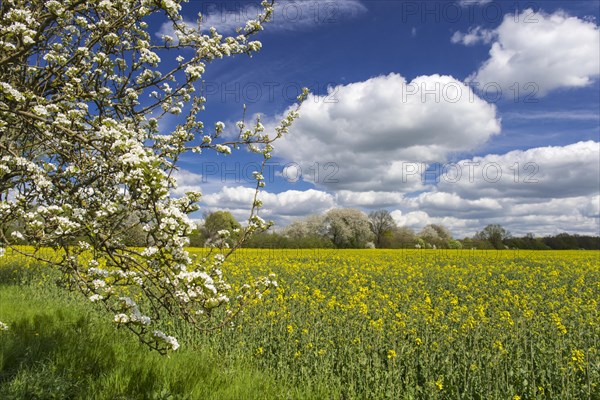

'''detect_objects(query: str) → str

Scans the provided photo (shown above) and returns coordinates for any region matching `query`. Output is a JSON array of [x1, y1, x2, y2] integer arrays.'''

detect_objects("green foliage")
[[504, 235, 551, 250], [447, 239, 463, 249], [466, 229, 599, 250], [475, 224, 511, 249], [202, 211, 241, 242], [542, 233, 600, 250], [368, 210, 396, 248]]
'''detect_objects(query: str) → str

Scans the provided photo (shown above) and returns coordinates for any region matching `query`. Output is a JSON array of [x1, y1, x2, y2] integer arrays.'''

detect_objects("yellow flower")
[[387, 349, 397, 359], [570, 349, 585, 372], [435, 378, 443, 391], [537, 386, 545, 394]]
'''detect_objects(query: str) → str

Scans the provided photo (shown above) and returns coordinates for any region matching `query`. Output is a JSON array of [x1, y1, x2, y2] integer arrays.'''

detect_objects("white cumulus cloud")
[[274, 73, 500, 192], [459, 9, 600, 96], [171, 169, 203, 197], [201, 186, 336, 225], [451, 26, 495, 45], [437, 141, 600, 200]]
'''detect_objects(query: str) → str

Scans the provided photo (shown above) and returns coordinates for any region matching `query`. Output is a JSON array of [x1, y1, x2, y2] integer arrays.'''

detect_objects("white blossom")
[[0, 0, 303, 354], [215, 144, 232, 154], [153, 330, 180, 351], [114, 314, 130, 324], [89, 294, 104, 302]]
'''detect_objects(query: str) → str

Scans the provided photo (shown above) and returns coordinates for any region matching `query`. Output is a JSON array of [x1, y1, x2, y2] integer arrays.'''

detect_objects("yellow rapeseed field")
[[2, 247, 598, 399], [198, 248, 599, 399]]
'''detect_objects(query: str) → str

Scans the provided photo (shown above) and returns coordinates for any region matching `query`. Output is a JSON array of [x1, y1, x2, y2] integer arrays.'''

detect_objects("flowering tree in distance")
[[0, 0, 308, 353]]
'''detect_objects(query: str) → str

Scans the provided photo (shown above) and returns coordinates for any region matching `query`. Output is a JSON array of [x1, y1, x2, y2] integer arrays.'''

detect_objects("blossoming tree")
[[0, 0, 307, 353]]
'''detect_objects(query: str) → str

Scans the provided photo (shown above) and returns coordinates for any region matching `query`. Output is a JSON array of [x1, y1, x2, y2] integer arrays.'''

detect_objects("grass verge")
[[0, 270, 327, 400]]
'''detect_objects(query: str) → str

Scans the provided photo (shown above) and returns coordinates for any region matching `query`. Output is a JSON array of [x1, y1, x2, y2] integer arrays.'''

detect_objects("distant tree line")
[[192, 210, 600, 251], [3, 209, 598, 250]]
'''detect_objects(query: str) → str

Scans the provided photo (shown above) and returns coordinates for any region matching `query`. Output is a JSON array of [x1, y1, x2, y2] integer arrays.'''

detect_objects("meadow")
[[0, 248, 598, 399]]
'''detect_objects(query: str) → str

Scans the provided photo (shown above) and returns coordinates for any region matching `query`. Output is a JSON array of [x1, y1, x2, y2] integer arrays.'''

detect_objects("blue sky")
[[159, 0, 600, 237]]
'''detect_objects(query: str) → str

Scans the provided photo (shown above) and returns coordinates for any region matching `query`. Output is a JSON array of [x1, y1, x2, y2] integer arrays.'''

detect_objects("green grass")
[[0, 266, 329, 400]]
